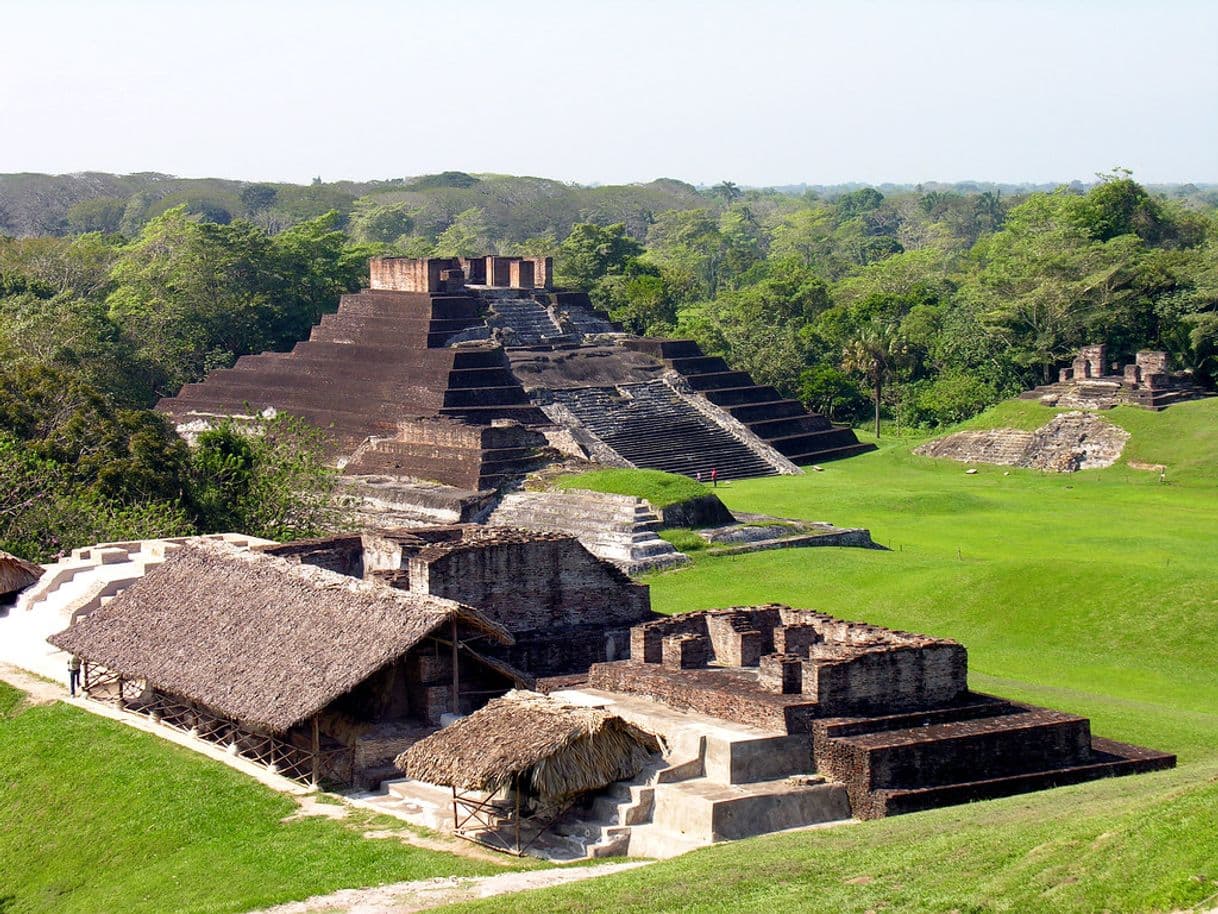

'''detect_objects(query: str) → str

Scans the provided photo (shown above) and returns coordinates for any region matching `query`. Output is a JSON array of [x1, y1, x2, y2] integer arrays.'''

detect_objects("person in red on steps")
[[710, 467, 718, 487]]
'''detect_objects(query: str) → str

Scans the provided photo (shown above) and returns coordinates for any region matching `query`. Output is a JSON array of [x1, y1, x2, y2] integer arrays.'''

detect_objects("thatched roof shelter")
[[397, 690, 659, 801], [0, 549, 42, 596], [49, 542, 514, 733]]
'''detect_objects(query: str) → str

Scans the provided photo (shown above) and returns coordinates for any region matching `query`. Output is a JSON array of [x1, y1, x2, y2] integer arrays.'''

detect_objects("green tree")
[[434, 207, 490, 257], [555, 222, 643, 288], [187, 415, 350, 541], [67, 197, 126, 235], [239, 183, 279, 213], [842, 321, 908, 437]]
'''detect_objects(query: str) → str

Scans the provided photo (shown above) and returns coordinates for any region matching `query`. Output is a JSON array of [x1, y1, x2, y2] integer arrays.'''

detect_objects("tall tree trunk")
[[874, 376, 882, 438]]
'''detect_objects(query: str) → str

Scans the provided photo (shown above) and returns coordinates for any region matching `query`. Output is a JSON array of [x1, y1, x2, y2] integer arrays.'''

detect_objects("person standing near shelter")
[[68, 655, 81, 697]]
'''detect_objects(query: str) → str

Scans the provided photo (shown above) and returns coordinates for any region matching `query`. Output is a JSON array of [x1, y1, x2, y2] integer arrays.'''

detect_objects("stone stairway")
[[1, 534, 273, 683], [622, 339, 874, 465], [488, 490, 689, 574], [485, 296, 575, 346], [549, 382, 783, 481], [548, 688, 852, 858]]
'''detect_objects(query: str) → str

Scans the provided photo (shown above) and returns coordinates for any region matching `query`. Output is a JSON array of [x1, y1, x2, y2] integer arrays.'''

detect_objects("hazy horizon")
[[3, 0, 1216, 187]]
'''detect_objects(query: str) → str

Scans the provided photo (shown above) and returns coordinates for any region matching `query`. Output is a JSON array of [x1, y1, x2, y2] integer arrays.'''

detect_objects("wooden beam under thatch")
[[0, 549, 41, 596], [397, 690, 659, 802]]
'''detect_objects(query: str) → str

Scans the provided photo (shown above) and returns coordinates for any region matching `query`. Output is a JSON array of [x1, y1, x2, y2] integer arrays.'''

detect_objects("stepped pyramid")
[[158, 256, 873, 489]]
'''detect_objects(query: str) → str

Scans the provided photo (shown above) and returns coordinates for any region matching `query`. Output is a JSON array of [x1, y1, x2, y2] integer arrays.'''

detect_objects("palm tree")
[[842, 322, 908, 438]]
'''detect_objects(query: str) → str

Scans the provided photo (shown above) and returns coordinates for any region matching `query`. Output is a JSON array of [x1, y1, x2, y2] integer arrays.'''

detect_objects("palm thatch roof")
[[0, 549, 42, 596], [397, 690, 660, 801], [49, 542, 513, 733]]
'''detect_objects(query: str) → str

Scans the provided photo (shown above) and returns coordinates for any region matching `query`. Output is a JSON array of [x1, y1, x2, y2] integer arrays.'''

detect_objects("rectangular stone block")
[[509, 260, 534, 289], [663, 633, 709, 670], [1123, 364, 1141, 384], [1136, 350, 1169, 374], [421, 685, 451, 724], [759, 653, 803, 694], [774, 624, 821, 657]]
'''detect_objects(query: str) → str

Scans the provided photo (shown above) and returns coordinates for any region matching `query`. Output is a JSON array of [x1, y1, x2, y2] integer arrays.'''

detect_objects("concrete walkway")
[[244, 860, 651, 914]]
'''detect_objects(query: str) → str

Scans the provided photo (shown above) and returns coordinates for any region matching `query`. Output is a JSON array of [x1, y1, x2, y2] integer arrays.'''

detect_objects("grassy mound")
[[443, 398, 1218, 913], [953, 397, 1218, 484], [552, 468, 710, 507], [0, 683, 515, 914]]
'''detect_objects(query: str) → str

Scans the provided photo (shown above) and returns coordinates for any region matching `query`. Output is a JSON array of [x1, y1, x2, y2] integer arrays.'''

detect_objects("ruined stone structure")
[[915, 411, 1132, 472], [157, 257, 872, 493], [582, 606, 1174, 820], [262, 525, 655, 678], [1021, 345, 1208, 410]]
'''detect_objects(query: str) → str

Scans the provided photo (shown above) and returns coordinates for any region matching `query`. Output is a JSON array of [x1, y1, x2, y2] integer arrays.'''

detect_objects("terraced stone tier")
[[812, 697, 1177, 819], [622, 338, 875, 465], [158, 289, 549, 476], [488, 489, 689, 574], [345, 419, 551, 491], [549, 383, 781, 480]]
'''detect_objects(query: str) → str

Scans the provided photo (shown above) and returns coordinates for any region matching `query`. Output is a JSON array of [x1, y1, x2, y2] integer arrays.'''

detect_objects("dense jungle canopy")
[[1, 170, 1214, 559]]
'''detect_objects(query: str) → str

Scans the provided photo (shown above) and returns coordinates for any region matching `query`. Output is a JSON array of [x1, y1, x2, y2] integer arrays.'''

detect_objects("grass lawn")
[[0, 682, 518, 914], [552, 468, 711, 506], [436, 398, 1218, 914]]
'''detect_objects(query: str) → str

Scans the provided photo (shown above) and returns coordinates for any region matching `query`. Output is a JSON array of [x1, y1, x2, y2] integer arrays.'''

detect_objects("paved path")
[[0, 661, 64, 704], [245, 860, 651, 914]]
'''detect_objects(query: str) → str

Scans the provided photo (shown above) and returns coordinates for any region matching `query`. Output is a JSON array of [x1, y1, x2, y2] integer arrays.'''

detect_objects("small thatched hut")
[[0, 549, 42, 599], [50, 542, 530, 784], [398, 690, 659, 847]]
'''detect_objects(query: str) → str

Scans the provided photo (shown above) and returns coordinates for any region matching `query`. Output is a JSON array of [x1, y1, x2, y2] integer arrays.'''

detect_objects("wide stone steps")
[[551, 384, 779, 481], [488, 491, 688, 574], [630, 338, 874, 465]]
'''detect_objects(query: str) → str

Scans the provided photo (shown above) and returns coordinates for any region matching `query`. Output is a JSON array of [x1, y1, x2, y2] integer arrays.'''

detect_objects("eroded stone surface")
[[914, 412, 1131, 472]]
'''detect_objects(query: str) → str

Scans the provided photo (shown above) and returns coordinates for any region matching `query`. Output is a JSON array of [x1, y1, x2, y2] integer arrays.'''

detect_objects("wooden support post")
[[452, 785, 459, 837], [310, 716, 320, 788], [450, 617, 460, 716], [514, 773, 522, 854], [117, 676, 125, 709]]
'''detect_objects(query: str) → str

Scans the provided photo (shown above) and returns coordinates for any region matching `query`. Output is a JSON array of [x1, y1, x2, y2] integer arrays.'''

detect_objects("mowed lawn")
[[0, 682, 515, 914], [437, 398, 1218, 914]]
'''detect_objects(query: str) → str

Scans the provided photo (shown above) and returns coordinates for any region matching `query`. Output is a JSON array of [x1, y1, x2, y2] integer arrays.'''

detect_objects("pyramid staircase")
[[549, 382, 782, 481], [623, 339, 874, 465], [488, 490, 688, 573]]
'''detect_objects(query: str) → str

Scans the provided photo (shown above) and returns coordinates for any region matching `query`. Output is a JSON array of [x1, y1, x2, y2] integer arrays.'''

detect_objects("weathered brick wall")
[[663, 633, 710, 669], [414, 538, 652, 634], [803, 643, 967, 714], [589, 660, 813, 732], [370, 257, 459, 292]]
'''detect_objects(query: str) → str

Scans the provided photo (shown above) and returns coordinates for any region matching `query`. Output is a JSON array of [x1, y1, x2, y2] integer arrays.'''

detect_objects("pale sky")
[[2, 0, 1215, 186]]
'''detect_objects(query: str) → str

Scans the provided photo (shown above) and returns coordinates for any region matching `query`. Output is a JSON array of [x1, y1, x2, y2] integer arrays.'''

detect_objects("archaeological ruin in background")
[[157, 255, 873, 501], [1022, 344, 1207, 410]]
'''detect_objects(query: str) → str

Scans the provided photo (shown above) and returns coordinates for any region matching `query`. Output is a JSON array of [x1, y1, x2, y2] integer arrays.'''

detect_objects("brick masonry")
[[588, 605, 1176, 819]]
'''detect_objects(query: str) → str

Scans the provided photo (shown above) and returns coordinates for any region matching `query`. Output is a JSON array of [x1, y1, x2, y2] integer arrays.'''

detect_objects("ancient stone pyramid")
[[158, 256, 873, 489]]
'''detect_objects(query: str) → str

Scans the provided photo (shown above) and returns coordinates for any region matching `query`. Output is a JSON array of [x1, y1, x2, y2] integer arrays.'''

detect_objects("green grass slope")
[[553, 468, 711, 507], [0, 682, 510, 914], [438, 399, 1218, 914]]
